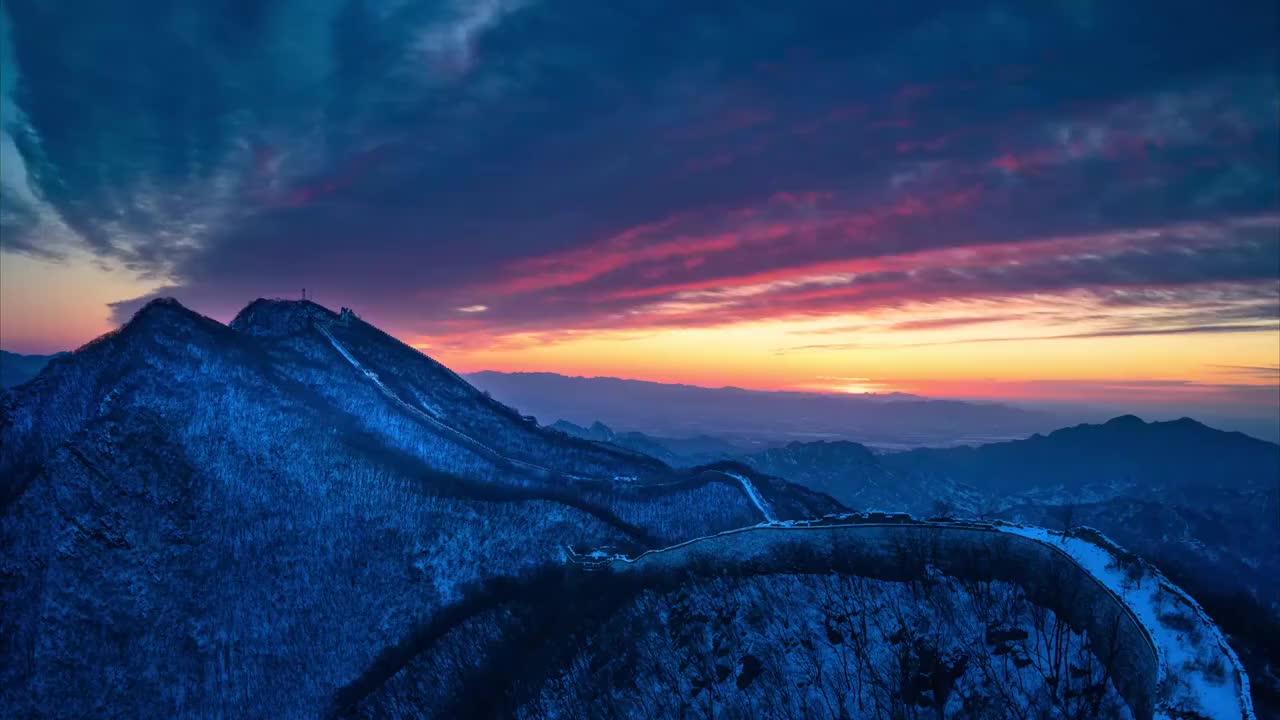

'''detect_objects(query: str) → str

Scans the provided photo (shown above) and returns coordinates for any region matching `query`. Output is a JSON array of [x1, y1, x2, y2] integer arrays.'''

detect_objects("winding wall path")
[[590, 519, 1252, 720]]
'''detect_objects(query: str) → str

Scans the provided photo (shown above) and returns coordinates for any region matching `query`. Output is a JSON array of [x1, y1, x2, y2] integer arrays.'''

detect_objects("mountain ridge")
[[467, 369, 1062, 448], [0, 297, 846, 718]]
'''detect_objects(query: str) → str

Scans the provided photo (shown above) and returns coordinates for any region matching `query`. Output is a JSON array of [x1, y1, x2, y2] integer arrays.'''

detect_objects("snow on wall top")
[[575, 515, 1254, 720]]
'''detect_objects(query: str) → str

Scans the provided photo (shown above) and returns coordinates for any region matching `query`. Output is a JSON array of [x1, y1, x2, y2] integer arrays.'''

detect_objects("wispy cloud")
[[0, 0, 1274, 361], [1210, 364, 1280, 380], [779, 321, 1280, 355]]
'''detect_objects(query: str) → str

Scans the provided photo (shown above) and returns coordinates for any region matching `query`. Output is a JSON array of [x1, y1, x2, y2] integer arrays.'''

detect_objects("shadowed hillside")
[[0, 299, 835, 719]]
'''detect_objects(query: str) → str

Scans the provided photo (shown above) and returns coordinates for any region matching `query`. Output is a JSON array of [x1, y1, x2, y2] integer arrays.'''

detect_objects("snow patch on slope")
[[1001, 524, 1254, 720], [723, 471, 776, 522], [317, 323, 592, 481]]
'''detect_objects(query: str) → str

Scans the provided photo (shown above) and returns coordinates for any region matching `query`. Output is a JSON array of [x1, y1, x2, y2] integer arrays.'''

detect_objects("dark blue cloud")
[[0, 0, 1276, 332]]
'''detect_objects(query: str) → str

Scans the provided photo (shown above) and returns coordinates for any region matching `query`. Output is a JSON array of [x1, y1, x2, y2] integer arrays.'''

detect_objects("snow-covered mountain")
[[0, 299, 837, 718], [0, 299, 1257, 719]]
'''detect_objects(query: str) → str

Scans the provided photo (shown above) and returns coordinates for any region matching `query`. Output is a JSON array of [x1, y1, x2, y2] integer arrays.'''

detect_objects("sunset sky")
[[1, 1, 1277, 419]]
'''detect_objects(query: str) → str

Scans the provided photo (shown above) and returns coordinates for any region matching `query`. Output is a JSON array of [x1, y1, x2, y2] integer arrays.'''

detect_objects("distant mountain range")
[[549, 419, 744, 466], [736, 416, 1280, 708], [0, 350, 62, 388], [468, 370, 1064, 448]]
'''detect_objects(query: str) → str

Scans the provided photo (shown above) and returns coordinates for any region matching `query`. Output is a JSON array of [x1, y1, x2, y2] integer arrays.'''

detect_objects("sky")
[[1, 0, 1277, 422]]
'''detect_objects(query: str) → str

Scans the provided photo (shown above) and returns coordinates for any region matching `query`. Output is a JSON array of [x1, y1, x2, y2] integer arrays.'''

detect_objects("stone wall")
[[612, 524, 1160, 720]]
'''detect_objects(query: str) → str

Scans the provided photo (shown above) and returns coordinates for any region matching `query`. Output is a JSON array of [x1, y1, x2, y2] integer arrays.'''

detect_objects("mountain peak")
[[112, 296, 219, 342], [138, 296, 186, 311], [128, 296, 193, 323], [1098, 415, 1213, 435], [778, 439, 878, 462], [230, 298, 339, 337]]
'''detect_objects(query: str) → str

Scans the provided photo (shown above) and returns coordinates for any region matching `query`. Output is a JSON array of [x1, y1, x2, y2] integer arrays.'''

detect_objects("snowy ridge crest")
[[570, 515, 1254, 720]]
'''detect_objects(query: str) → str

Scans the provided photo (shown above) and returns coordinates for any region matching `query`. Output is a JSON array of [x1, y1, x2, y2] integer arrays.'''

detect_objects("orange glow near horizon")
[[0, 250, 163, 354], [388, 211, 1279, 413], [2, 250, 1276, 415], [413, 309, 1280, 412]]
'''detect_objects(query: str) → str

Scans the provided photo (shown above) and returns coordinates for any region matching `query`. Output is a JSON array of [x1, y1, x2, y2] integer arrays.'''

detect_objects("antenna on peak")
[[302, 288, 307, 301]]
